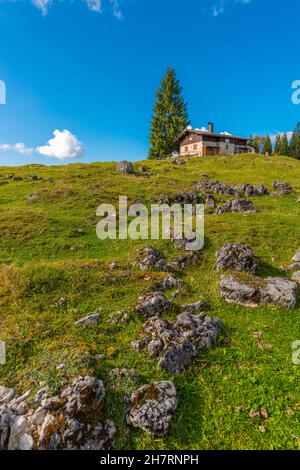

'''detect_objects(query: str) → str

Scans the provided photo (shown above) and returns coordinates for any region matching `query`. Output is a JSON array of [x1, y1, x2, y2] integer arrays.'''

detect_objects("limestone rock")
[[135, 292, 172, 318], [292, 250, 300, 263], [272, 181, 292, 195], [132, 313, 221, 374], [292, 271, 300, 285], [116, 161, 134, 174], [217, 199, 256, 214], [75, 313, 101, 326], [220, 275, 298, 309], [127, 381, 178, 435], [214, 243, 258, 273], [0, 376, 116, 450], [260, 277, 298, 309], [136, 246, 169, 272]]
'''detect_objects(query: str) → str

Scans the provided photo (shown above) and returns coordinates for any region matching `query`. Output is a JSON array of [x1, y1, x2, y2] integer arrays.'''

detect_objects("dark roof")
[[176, 128, 249, 142]]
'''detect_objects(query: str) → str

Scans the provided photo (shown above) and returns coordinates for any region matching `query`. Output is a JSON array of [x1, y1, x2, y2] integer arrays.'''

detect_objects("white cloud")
[[270, 131, 293, 144], [29, 0, 122, 17], [37, 129, 85, 159], [32, 0, 52, 16], [0, 129, 85, 160], [110, 0, 123, 19], [0, 142, 34, 155], [86, 0, 102, 13], [211, 0, 252, 17]]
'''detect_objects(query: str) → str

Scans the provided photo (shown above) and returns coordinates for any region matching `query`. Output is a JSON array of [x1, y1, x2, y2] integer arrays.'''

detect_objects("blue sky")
[[0, 0, 299, 165]]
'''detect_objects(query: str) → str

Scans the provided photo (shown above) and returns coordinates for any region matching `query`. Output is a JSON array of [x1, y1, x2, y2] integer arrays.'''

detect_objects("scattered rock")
[[272, 181, 292, 195], [0, 386, 15, 404], [109, 369, 138, 380], [259, 407, 269, 420], [260, 277, 298, 309], [109, 262, 118, 271], [155, 275, 183, 291], [5, 174, 14, 179], [204, 193, 217, 213], [126, 381, 178, 436], [58, 296, 67, 307], [25, 193, 40, 200], [220, 275, 298, 309], [157, 191, 202, 205], [292, 271, 300, 285], [181, 300, 207, 314], [214, 243, 258, 273], [216, 199, 256, 214], [136, 246, 169, 272], [195, 180, 234, 196], [292, 250, 300, 263], [132, 313, 221, 373], [116, 161, 134, 174], [249, 409, 260, 419], [135, 292, 172, 318], [168, 252, 200, 271], [75, 314, 101, 326], [0, 377, 116, 450]]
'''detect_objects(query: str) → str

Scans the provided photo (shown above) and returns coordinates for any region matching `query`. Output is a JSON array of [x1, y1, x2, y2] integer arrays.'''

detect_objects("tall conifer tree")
[[281, 133, 289, 156], [274, 134, 282, 154], [289, 122, 300, 159], [148, 68, 189, 159]]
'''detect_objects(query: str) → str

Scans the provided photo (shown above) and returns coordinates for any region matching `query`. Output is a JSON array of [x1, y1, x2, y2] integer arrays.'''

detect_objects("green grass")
[[0, 154, 300, 450]]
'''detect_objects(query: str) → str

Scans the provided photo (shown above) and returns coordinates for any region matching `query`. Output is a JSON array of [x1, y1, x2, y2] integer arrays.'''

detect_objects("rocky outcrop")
[[220, 275, 298, 309], [136, 246, 169, 272], [214, 243, 258, 273], [132, 312, 221, 374], [156, 191, 202, 205], [195, 180, 235, 196], [126, 381, 178, 435], [196, 180, 268, 197], [135, 292, 172, 318], [216, 199, 256, 214], [272, 182, 292, 195], [0, 377, 116, 450], [116, 161, 134, 174]]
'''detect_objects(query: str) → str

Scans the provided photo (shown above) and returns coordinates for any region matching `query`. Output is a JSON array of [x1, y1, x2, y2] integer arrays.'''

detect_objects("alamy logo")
[[0, 80, 6, 105], [291, 80, 300, 105], [96, 196, 204, 251]]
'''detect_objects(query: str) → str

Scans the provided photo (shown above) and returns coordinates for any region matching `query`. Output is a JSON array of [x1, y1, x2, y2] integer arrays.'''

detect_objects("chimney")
[[208, 122, 214, 134]]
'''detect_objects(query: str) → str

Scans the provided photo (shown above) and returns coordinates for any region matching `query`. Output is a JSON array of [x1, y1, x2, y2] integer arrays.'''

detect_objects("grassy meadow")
[[0, 153, 300, 450]]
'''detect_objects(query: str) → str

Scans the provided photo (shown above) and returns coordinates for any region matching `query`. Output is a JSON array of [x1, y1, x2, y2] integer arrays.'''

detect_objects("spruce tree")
[[148, 68, 189, 159], [281, 133, 289, 156], [274, 134, 282, 154], [262, 135, 273, 155], [289, 122, 300, 159]]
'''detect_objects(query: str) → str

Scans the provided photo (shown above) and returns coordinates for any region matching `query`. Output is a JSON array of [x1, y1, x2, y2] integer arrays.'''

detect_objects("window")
[[185, 146, 189, 153], [193, 144, 197, 150]]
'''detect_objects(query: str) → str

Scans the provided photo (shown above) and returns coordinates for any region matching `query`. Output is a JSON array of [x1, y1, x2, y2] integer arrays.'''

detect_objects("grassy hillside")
[[0, 153, 300, 450]]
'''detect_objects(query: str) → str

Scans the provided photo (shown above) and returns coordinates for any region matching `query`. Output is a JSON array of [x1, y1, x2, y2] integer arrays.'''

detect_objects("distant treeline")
[[250, 122, 300, 159]]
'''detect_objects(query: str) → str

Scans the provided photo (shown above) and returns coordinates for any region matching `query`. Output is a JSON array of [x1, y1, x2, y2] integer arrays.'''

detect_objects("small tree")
[[262, 135, 273, 155], [248, 135, 262, 153], [148, 68, 189, 159]]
